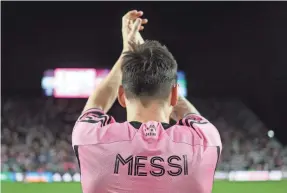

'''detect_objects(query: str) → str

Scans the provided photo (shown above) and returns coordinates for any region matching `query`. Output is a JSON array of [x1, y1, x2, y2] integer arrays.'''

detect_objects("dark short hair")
[[121, 40, 178, 103]]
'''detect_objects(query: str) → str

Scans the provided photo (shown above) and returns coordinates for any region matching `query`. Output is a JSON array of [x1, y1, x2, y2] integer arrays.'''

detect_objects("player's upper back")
[[72, 108, 222, 193]]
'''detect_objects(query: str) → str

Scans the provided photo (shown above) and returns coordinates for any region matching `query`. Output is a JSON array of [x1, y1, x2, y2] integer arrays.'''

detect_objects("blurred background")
[[1, 1, 287, 193]]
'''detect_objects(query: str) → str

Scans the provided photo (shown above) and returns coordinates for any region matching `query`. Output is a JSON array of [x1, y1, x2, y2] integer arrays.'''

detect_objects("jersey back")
[[72, 108, 222, 193]]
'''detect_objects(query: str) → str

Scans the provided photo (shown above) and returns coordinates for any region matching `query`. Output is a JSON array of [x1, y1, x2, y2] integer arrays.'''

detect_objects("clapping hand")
[[122, 10, 148, 52]]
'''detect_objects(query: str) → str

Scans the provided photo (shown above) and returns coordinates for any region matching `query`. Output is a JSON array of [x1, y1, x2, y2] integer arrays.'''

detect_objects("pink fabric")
[[72, 109, 222, 193]]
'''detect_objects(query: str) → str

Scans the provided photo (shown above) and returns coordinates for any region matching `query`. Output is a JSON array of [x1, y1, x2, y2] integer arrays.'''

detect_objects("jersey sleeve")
[[177, 113, 222, 149], [72, 108, 116, 146]]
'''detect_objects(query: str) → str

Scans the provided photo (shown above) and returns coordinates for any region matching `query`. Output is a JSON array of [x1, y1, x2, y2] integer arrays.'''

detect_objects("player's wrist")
[[122, 38, 144, 53], [122, 47, 129, 54], [122, 42, 130, 52], [122, 41, 135, 53]]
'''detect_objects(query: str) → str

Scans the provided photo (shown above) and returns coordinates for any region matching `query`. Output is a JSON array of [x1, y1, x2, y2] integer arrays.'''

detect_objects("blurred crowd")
[[1, 97, 287, 173]]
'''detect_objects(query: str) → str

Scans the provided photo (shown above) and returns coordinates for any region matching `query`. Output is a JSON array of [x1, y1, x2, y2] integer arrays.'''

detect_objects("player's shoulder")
[[72, 108, 134, 146], [173, 113, 221, 147]]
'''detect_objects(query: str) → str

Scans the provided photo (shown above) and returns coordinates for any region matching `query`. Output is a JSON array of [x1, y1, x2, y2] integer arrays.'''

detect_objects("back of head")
[[121, 40, 178, 106]]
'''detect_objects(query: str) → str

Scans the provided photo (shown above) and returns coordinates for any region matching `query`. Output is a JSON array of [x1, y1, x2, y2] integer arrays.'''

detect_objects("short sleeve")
[[177, 113, 222, 148], [72, 108, 116, 146]]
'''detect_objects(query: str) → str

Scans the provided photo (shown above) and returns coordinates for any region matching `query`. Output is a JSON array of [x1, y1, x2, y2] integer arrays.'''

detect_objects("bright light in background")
[[42, 69, 188, 98], [53, 68, 96, 98], [267, 130, 274, 138]]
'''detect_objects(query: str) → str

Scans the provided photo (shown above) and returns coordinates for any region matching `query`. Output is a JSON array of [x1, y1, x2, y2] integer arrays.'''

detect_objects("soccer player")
[[72, 10, 222, 193]]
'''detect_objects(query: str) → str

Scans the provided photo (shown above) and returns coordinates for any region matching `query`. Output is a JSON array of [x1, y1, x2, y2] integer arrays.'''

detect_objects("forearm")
[[170, 95, 200, 121], [83, 55, 124, 113]]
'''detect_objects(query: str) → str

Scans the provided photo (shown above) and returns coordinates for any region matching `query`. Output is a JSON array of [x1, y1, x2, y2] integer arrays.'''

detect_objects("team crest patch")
[[144, 124, 157, 136]]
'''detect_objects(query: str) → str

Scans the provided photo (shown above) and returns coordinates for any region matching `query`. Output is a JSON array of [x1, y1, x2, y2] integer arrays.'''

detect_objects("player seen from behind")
[[72, 10, 222, 193]]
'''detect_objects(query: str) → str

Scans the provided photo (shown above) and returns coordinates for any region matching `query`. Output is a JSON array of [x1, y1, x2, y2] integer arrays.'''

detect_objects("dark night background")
[[1, 2, 287, 144]]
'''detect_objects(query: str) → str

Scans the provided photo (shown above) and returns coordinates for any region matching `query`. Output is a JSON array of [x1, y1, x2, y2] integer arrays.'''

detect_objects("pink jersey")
[[72, 108, 222, 193]]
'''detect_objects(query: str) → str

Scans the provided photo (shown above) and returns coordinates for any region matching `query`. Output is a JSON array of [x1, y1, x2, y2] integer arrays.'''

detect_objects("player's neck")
[[126, 103, 171, 123]]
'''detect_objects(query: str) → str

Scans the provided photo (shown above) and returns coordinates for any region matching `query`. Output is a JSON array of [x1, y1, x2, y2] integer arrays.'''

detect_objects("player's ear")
[[170, 84, 178, 107], [118, 85, 126, 108]]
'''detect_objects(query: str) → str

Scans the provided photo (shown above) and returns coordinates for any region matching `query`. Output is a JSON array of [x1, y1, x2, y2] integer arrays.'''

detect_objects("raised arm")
[[83, 10, 148, 113], [170, 95, 200, 121]]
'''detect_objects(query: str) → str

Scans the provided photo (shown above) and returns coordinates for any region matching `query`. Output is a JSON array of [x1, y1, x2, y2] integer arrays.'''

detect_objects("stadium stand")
[[2, 98, 287, 173]]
